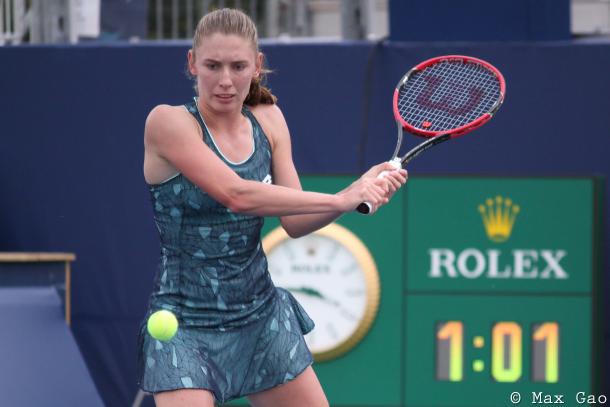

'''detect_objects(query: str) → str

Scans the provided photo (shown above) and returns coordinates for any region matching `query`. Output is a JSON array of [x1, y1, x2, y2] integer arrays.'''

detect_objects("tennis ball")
[[147, 310, 178, 341]]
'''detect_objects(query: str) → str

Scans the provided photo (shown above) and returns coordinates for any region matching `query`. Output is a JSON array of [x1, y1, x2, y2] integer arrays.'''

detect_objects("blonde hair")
[[192, 8, 276, 106]]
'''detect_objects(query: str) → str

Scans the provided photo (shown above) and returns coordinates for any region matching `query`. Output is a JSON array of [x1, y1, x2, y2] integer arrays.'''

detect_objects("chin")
[[213, 101, 240, 113]]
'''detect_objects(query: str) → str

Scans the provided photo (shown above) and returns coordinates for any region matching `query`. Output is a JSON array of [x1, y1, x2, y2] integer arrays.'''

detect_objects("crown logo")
[[478, 196, 520, 243]]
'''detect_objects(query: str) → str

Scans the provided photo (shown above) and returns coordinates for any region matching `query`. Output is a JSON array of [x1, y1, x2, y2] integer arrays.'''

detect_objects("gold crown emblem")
[[478, 196, 520, 243]]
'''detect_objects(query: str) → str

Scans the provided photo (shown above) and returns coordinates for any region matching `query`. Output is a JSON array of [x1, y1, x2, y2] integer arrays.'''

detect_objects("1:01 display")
[[436, 321, 559, 383]]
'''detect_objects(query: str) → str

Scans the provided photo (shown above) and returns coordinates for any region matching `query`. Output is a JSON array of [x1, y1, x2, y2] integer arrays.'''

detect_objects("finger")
[[386, 171, 407, 186], [386, 176, 400, 190], [372, 185, 388, 201], [371, 180, 389, 195], [373, 177, 393, 195], [381, 162, 401, 173], [363, 185, 383, 205]]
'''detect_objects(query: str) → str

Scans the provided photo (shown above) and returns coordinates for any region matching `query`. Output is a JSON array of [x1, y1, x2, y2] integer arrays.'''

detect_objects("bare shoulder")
[[249, 103, 285, 123], [143, 104, 202, 184], [145, 104, 199, 148], [248, 103, 290, 150], [145, 104, 191, 134]]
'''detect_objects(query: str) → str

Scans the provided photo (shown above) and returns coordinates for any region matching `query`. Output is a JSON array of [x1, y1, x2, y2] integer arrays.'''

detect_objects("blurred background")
[[0, 1, 608, 406]]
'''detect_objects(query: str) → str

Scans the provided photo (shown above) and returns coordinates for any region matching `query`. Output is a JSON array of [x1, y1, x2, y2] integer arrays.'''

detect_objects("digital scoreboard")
[[404, 177, 603, 407]]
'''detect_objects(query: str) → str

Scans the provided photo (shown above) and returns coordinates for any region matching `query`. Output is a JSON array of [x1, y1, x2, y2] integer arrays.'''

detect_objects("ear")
[[187, 49, 197, 76], [254, 52, 264, 78]]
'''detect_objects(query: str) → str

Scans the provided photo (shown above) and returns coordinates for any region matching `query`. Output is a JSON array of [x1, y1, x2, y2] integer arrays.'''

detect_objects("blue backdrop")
[[389, 0, 570, 41], [0, 39, 608, 406]]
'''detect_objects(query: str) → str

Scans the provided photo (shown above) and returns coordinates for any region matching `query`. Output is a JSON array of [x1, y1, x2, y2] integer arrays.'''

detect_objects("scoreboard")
[[404, 177, 603, 407], [229, 176, 604, 407]]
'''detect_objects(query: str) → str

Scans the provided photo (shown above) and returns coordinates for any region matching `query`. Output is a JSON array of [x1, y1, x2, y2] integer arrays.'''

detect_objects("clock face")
[[263, 223, 380, 361]]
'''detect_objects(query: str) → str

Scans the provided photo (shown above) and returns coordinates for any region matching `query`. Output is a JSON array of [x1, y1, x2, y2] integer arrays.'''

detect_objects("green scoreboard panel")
[[224, 175, 603, 407], [404, 177, 603, 407]]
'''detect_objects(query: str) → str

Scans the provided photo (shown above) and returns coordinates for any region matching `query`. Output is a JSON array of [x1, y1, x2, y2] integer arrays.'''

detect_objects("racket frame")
[[357, 55, 505, 214], [391, 55, 506, 165]]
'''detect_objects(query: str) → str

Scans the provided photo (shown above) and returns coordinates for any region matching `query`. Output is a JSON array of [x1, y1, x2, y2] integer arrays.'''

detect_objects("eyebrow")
[[203, 58, 249, 64]]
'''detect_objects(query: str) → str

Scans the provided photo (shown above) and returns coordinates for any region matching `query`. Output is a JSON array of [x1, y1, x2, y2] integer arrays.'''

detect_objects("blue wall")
[[0, 40, 608, 406], [389, 0, 570, 41]]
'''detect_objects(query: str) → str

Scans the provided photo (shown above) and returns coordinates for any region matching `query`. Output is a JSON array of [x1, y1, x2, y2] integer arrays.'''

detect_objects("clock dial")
[[263, 223, 380, 361]]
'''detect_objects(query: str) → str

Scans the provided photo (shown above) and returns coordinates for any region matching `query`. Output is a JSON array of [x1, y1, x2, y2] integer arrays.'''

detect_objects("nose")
[[219, 66, 232, 88]]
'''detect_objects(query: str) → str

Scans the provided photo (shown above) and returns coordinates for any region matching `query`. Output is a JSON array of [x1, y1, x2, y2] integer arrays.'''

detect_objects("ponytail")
[[245, 73, 277, 106]]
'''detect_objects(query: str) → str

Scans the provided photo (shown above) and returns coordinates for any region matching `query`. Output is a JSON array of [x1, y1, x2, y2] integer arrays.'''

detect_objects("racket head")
[[393, 55, 505, 139]]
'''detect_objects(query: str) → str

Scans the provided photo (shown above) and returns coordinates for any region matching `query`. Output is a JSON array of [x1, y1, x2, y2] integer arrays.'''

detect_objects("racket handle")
[[356, 202, 373, 214], [357, 159, 402, 215]]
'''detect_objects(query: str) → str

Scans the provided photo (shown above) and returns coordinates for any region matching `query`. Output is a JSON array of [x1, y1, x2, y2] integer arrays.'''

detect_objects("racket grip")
[[357, 202, 372, 214], [356, 159, 402, 215]]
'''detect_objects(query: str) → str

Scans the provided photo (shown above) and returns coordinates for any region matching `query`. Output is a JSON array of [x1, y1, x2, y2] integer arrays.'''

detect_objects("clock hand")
[[285, 286, 340, 307]]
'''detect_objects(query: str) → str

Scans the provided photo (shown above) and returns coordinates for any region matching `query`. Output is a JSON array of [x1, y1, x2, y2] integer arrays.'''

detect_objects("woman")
[[138, 8, 407, 407]]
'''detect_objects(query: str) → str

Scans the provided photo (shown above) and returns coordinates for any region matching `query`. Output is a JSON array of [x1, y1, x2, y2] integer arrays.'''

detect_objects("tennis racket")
[[358, 55, 506, 214]]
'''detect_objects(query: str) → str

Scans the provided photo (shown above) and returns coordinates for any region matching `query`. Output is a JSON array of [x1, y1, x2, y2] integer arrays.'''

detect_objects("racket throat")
[[401, 133, 452, 166], [390, 124, 404, 162], [389, 156, 402, 169]]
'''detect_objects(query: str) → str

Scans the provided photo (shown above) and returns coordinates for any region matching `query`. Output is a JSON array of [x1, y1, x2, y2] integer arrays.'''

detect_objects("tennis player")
[[137, 8, 407, 407]]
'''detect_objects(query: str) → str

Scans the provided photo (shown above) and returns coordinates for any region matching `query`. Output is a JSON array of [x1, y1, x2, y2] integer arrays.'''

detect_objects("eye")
[[234, 63, 247, 71], [205, 62, 219, 70]]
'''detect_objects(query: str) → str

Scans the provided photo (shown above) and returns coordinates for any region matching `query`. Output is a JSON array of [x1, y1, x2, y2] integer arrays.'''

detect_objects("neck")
[[196, 97, 245, 133]]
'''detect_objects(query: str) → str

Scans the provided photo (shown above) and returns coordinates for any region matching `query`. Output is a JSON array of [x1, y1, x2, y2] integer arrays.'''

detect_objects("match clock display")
[[405, 295, 591, 406], [262, 223, 380, 362], [403, 177, 602, 407]]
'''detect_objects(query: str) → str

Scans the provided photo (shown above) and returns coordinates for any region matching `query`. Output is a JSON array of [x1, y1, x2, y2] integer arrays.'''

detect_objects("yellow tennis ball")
[[147, 310, 178, 341]]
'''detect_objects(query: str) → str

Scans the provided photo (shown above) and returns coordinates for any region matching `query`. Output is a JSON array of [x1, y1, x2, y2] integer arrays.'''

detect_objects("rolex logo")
[[478, 196, 520, 243]]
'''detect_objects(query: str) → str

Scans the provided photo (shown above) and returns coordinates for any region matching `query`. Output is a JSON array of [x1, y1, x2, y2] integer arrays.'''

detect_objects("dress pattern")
[[137, 99, 315, 403]]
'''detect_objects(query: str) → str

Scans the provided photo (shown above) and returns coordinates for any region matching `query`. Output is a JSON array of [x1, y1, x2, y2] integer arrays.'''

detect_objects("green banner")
[[404, 177, 600, 407], [406, 178, 594, 294]]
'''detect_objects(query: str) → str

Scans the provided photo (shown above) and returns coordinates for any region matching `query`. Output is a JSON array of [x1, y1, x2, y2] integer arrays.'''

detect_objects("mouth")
[[215, 94, 235, 102]]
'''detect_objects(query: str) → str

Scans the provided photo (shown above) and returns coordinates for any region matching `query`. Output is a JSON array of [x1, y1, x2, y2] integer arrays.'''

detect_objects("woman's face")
[[188, 33, 261, 113]]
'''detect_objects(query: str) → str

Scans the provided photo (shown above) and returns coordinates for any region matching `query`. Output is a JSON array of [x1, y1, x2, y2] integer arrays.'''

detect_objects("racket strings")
[[398, 61, 502, 133]]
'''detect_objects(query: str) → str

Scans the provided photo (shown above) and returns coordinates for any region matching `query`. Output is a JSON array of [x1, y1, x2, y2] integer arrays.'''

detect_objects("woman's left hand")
[[361, 162, 408, 198]]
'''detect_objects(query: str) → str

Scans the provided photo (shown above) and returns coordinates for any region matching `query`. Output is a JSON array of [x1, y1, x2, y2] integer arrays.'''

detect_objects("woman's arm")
[[144, 105, 389, 217], [250, 104, 407, 238]]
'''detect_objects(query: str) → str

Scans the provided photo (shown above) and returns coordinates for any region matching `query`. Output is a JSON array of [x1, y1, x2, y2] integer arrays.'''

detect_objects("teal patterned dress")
[[137, 99, 315, 403]]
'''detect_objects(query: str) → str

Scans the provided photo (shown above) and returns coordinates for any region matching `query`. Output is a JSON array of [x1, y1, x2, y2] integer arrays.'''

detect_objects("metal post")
[[265, 0, 279, 37], [361, 0, 375, 39], [156, 0, 162, 39], [50, 0, 64, 43], [201, 0, 211, 16], [29, 0, 40, 43], [171, 0, 178, 39], [0, 0, 5, 45], [293, 0, 308, 36], [42, 0, 54, 43], [186, 0, 193, 36], [249, 0, 258, 24], [341, 0, 363, 40], [66, 0, 78, 44], [13, 0, 25, 44], [5, 0, 11, 37]]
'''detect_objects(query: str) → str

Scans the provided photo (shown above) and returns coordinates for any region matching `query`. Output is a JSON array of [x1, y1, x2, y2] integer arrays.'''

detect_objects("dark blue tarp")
[[0, 287, 104, 406]]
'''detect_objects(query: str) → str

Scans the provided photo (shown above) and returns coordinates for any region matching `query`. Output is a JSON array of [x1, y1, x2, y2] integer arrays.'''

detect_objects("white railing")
[[0, 0, 100, 45], [150, 0, 388, 40], [0, 0, 25, 45], [3, 0, 610, 45], [572, 0, 610, 35], [0, 0, 387, 45]]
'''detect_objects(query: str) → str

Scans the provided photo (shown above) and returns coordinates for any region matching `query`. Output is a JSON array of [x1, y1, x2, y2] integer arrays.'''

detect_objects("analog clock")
[[262, 223, 380, 362]]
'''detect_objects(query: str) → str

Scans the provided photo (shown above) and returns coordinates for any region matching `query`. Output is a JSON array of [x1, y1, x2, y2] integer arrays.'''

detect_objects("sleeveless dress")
[[137, 99, 315, 403]]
